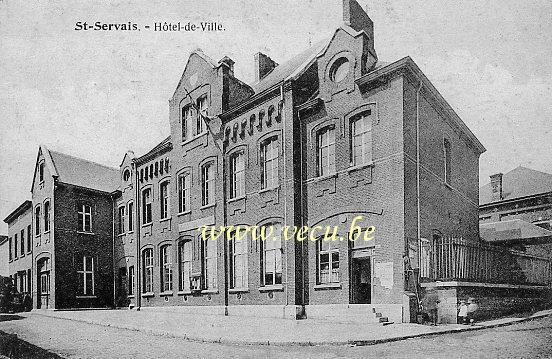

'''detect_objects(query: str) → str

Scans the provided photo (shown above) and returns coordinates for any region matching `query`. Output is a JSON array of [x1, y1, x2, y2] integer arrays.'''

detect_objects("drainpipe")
[[222, 122, 229, 316], [415, 80, 423, 268], [134, 160, 141, 311], [280, 83, 290, 313], [112, 194, 116, 308]]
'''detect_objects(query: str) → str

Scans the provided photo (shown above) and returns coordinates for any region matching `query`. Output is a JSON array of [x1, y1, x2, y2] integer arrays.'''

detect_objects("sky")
[[1, 0, 551, 235]]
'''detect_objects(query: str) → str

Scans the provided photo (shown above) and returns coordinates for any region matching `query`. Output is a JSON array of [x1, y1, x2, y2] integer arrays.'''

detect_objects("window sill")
[[127, 231, 134, 234], [314, 283, 342, 290], [159, 217, 171, 223], [177, 290, 192, 296], [307, 173, 337, 184], [181, 132, 208, 146], [229, 288, 249, 294], [348, 162, 374, 173], [259, 284, 284, 292], [258, 185, 280, 194], [141, 223, 153, 228], [159, 291, 173, 297], [76, 231, 95, 235], [43, 230, 50, 235], [200, 289, 218, 294], [200, 203, 216, 210], [127, 295, 135, 298], [76, 295, 97, 299], [118, 233, 126, 237], [227, 195, 246, 203], [177, 210, 191, 217], [141, 292, 155, 298]]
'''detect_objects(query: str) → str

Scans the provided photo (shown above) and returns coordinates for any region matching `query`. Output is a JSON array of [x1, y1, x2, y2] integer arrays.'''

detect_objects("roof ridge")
[[49, 150, 118, 172]]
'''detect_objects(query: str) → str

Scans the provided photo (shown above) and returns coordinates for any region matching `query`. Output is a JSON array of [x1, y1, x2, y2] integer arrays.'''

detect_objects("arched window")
[[229, 229, 248, 289], [260, 137, 279, 189], [142, 248, 154, 293], [159, 181, 170, 219], [317, 126, 335, 176], [43, 201, 50, 232], [260, 223, 282, 286], [123, 169, 131, 182], [201, 162, 215, 206], [142, 188, 152, 224], [350, 111, 372, 166], [160, 245, 173, 292], [179, 240, 192, 292], [229, 151, 245, 199]]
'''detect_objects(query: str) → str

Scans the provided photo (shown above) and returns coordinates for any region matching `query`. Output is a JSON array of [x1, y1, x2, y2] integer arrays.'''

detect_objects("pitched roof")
[[47, 149, 119, 193], [3, 200, 32, 224], [480, 219, 552, 243], [480, 166, 552, 205], [0, 235, 7, 245], [251, 38, 329, 94], [136, 136, 172, 164]]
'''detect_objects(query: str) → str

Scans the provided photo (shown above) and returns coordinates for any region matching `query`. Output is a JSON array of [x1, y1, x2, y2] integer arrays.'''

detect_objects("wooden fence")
[[420, 237, 552, 286]]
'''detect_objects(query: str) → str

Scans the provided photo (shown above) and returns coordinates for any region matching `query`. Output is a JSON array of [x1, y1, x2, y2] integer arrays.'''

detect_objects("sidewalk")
[[28, 307, 552, 346]]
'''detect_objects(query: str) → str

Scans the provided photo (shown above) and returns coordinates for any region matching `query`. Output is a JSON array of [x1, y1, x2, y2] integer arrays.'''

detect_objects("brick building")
[[4, 200, 33, 297], [3, 1, 486, 322], [111, 0, 485, 323]]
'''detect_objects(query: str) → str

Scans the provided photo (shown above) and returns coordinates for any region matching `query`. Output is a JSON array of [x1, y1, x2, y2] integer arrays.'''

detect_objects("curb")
[[29, 311, 552, 347]]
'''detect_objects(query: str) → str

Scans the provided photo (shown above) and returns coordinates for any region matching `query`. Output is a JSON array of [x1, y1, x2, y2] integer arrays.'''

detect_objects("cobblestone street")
[[1, 313, 551, 358]]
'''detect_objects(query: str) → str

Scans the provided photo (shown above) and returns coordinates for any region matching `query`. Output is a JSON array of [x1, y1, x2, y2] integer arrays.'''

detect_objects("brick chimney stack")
[[490, 173, 504, 202], [254, 52, 278, 82], [342, 0, 375, 53]]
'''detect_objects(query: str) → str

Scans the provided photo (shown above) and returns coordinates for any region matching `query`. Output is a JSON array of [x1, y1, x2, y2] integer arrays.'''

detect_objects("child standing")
[[458, 300, 469, 324]]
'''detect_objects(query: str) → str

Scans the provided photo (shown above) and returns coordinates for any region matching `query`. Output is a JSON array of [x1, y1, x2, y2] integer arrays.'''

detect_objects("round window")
[[330, 57, 350, 83]]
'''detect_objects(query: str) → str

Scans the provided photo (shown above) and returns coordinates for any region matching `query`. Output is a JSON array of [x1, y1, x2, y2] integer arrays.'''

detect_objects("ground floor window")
[[38, 258, 50, 295], [202, 238, 217, 290], [143, 248, 154, 293], [160, 245, 173, 292], [179, 241, 192, 292], [128, 266, 135, 296], [318, 239, 340, 284], [230, 232, 248, 289], [261, 224, 282, 286], [77, 256, 95, 296]]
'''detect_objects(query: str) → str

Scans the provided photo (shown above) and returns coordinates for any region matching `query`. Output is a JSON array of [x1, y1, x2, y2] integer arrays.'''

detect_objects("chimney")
[[219, 56, 235, 76], [490, 173, 503, 202], [342, 0, 375, 53], [254, 52, 278, 82]]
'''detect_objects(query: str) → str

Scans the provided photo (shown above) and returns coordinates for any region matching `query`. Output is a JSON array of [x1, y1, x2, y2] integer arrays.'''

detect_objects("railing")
[[420, 237, 552, 286]]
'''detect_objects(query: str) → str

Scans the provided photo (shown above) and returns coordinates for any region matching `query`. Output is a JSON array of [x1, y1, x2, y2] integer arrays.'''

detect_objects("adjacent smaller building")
[[0, 236, 8, 277], [3, 200, 33, 297]]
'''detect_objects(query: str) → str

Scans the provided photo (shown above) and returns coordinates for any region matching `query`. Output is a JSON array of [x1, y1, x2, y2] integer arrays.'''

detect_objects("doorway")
[[351, 257, 372, 304]]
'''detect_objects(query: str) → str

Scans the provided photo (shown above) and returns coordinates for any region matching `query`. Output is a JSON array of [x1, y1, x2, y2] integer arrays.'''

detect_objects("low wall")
[[421, 281, 552, 324]]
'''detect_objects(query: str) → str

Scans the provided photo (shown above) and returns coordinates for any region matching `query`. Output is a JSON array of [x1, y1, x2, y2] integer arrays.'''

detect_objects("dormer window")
[[329, 57, 349, 83]]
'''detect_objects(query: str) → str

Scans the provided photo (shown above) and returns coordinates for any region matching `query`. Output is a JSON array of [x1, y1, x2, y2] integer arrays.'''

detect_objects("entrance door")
[[37, 258, 50, 309], [351, 257, 371, 304]]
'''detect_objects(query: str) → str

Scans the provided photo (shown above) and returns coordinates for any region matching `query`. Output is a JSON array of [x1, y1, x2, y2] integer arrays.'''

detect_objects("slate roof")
[[3, 200, 32, 224], [48, 149, 119, 193], [480, 166, 552, 205], [480, 219, 552, 243]]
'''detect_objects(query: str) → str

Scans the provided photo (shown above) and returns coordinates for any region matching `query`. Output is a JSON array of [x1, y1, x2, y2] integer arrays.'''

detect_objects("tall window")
[[160, 181, 170, 219], [201, 163, 214, 206], [178, 172, 191, 213], [35, 206, 41, 235], [351, 113, 372, 166], [39, 258, 50, 295], [443, 138, 452, 184], [317, 127, 335, 176], [142, 248, 154, 293], [142, 188, 152, 224], [127, 202, 134, 232], [14, 234, 18, 259], [78, 204, 92, 232], [260, 138, 279, 189], [318, 239, 340, 284], [27, 225, 31, 252], [182, 106, 194, 140], [128, 265, 135, 296], [39, 162, 45, 182], [230, 231, 248, 289], [179, 241, 192, 292], [8, 237, 12, 261], [202, 238, 217, 289], [160, 245, 173, 292], [20, 229, 24, 256], [196, 96, 207, 134], [43, 201, 50, 232], [230, 152, 245, 199], [118, 206, 125, 234], [77, 256, 94, 296], [261, 224, 282, 286]]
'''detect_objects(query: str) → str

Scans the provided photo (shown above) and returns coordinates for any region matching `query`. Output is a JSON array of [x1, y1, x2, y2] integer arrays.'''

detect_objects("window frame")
[[77, 255, 95, 297], [78, 203, 92, 233], [39, 162, 45, 183], [229, 230, 248, 289], [196, 96, 208, 135], [260, 224, 283, 287], [142, 248, 154, 293], [179, 240, 192, 292], [317, 239, 340, 284], [43, 200, 50, 233], [201, 162, 215, 207], [142, 188, 153, 225], [182, 105, 194, 141], [128, 265, 135, 296], [443, 138, 452, 185], [35, 205, 41, 236], [350, 112, 372, 167], [160, 244, 173, 292], [260, 137, 279, 190], [159, 180, 170, 220], [317, 126, 336, 177], [202, 238, 217, 290], [127, 201, 134, 233], [229, 151, 245, 199], [26, 225, 31, 253], [20, 229, 24, 256], [118, 205, 126, 235], [178, 171, 191, 213]]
